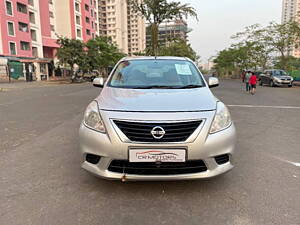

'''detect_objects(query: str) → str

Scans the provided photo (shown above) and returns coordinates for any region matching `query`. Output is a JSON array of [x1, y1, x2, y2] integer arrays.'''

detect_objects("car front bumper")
[[274, 80, 293, 86], [79, 110, 236, 181]]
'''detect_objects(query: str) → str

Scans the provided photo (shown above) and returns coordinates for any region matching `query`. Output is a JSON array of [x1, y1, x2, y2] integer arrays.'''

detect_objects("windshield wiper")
[[178, 85, 204, 89], [132, 85, 179, 89], [131, 85, 203, 89]]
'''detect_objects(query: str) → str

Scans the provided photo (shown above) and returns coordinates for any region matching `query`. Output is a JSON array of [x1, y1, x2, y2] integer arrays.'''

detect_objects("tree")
[[56, 36, 126, 79], [213, 48, 238, 77], [274, 55, 300, 71], [56, 37, 85, 78], [232, 24, 272, 70], [233, 21, 300, 70], [213, 44, 255, 77], [264, 21, 300, 69], [158, 39, 199, 61], [128, 0, 197, 55], [85, 36, 125, 76]]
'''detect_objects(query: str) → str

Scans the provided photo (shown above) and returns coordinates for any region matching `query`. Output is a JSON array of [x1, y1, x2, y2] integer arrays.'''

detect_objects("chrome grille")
[[113, 120, 202, 142]]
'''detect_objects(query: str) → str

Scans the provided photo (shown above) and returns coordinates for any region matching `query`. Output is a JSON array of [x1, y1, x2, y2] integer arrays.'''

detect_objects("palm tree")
[[128, 0, 198, 55]]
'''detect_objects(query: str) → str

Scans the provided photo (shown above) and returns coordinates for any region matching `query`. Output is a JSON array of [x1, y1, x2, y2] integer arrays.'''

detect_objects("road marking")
[[290, 162, 300, 167], [228, 104, 300, 109], [272, 155, 300, 167], [283, 160, 300, 167]]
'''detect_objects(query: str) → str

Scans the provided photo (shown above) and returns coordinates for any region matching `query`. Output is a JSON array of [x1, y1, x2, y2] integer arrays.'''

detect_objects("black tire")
[[259, 80, 263, 86], [288, 85, 292, 88], [270, 80, 274, 87]]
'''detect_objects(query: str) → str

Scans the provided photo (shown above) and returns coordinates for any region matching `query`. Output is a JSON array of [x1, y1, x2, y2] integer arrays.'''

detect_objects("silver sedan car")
[[79, 56, 236, 181]]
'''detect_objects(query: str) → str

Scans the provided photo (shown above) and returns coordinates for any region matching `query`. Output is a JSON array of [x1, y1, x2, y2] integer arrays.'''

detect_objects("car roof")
[[120, 56, 193, 62]]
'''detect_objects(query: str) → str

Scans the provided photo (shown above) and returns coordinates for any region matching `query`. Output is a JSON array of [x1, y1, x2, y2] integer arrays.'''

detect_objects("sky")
[[180, 0, 282, 62]]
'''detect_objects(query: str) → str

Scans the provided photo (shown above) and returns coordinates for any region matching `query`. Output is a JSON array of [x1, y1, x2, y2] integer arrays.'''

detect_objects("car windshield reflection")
[[108, 59, 205, 89]]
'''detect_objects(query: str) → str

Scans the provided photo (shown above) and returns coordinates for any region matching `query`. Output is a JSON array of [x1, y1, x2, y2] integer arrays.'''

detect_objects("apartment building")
[[0, 0, 99, 81], [98, 0, 146, 55], [146, 19, 189, 49], [282, 0, 300, 57], [282, 0, 299, 23]]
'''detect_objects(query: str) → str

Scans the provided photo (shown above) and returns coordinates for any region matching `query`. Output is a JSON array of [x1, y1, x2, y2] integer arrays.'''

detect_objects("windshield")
[[273, 70, 288, 76], [108, 59, 205, 89]]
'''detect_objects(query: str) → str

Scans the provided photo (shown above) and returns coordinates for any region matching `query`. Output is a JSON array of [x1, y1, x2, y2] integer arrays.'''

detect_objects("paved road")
[[0, 80, 299, 225]]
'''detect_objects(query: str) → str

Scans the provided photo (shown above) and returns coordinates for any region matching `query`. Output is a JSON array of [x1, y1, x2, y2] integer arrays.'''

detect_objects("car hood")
[[276, 76, 292, 79], [96, 87, 217, 112]]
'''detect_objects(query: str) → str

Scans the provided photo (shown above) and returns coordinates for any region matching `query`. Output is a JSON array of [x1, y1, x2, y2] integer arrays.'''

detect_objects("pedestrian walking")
[[241, 70, 246, 83], [245, 71, 251, 92], [249, 72, 257, 95]]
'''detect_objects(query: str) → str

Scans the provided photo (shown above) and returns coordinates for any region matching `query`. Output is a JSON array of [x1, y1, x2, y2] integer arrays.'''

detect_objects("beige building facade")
[[282, 0, 300, 57], [98, 0, 146, 54]]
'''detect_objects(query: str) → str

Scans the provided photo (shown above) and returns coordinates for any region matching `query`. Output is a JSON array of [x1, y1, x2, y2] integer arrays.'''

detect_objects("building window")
[[50, 25, 55, 31], [49, 11, 54, 18], [32, 47, 38, 57], [29, 11, 35, 24], [19, 22, 29, 32], [17, 2, 27, 14], [9, 42, 17, 55], [92, 21, 94, 29], [6, 1, 13, 16], [86, 29, 91, 36], [86, 17, 90, 24], [75, 2, 80, 12], [7, 22, 15, 36], [76, 15, 81, 25], [30, 29, 37, 41], [85, 4, 89, 11], [20, 41, 30, 51], [28, 0, 34, 6], [77, 29, 82, 38], [49, 0, 53, 4]]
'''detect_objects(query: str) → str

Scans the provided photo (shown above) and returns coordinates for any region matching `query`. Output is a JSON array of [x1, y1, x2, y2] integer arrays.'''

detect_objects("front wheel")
[[288, 85, 293, 88], [270, 80, 274, 87], [259, 80, 263, 86]]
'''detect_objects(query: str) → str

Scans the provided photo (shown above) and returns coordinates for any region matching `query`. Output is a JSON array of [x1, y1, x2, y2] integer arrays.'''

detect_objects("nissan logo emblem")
[[151, 126, 166, 139]]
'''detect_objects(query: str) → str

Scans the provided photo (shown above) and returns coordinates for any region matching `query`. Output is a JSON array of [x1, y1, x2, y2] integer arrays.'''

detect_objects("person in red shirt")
[[249, 72, 257, 95]]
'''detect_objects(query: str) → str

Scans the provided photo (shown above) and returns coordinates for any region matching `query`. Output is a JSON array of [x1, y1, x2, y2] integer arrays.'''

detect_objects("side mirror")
[[208, 77, 219, 88], [93, 77, 104, 88]]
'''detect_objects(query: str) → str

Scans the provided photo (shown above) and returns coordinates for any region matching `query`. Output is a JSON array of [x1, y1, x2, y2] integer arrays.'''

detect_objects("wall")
[[0, 0, 33, 57]]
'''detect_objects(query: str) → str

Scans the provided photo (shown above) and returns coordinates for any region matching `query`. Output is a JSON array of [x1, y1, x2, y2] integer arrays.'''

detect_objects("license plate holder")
[[129, 149, 186, 163]]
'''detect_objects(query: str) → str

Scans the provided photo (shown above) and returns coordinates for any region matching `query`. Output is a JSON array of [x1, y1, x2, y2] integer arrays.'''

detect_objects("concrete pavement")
[[0, 80, 299, 225]]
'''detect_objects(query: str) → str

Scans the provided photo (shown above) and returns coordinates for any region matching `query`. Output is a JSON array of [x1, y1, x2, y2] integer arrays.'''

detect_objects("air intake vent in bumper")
[[108, 160, 207, 175], [215, 154, 230, 165]]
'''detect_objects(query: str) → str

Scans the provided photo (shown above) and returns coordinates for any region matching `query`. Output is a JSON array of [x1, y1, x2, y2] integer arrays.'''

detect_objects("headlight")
[[274, 77, 281, 82], [210, 102, 232, 134], [83, 101, 106, 133]]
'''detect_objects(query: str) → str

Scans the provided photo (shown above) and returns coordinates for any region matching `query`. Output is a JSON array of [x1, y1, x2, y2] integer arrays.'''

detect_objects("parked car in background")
[[259, 69, 293, 87], [82, 70, 100, 82]]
